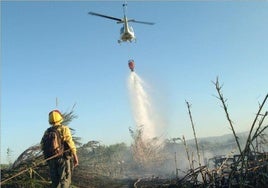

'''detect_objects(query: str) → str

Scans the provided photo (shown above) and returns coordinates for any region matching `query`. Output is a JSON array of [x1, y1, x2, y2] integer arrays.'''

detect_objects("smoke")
[[128, 72, 170, 174], [128, 72, 160, 140]]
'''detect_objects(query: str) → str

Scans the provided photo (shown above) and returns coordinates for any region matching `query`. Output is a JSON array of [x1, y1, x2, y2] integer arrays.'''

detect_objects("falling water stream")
[[128, 72, 158, 140]]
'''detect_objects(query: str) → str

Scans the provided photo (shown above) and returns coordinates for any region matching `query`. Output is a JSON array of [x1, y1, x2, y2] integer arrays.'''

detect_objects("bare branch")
[[213, 78, 242, 154]]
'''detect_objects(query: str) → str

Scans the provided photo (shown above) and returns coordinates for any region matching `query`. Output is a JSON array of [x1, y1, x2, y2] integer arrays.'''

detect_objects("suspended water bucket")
[[128, 59, 135, 72]]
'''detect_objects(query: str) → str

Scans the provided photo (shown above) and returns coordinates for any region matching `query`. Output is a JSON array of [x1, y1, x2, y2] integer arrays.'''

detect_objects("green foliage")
[[6, 148, 13, 165], [1, 164, 10, 169]]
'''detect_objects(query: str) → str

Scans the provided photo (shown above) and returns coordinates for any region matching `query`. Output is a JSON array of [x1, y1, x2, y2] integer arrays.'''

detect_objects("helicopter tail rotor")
[[122, 2, 154, 25], [123, 1, 127, 16]]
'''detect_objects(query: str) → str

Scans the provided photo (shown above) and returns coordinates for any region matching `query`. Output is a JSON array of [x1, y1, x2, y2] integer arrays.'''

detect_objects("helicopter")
[[89, 3, 154, 43]]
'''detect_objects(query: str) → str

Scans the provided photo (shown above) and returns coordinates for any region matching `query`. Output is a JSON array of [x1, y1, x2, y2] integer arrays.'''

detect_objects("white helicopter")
[[89, 3, 154, 43]]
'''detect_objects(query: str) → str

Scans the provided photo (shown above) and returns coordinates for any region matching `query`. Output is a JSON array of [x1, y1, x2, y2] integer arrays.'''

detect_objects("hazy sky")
[[1, 1, 268, 164]]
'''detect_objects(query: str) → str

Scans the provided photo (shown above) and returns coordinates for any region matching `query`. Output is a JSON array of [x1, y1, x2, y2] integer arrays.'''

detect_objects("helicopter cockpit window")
[[120, 27, 124, 34]]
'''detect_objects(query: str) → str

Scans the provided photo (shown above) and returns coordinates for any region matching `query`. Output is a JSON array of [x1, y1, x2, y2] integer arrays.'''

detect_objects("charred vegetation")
[[1, 79, 267, 187]]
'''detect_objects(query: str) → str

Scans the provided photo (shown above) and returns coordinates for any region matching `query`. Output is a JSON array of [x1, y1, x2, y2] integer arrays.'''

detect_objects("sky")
[[1, 1, 268, 164]]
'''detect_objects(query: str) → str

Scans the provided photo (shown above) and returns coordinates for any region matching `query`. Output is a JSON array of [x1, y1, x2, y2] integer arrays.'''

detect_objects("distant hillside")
[[182, 130, 267, 160], [163, 130, 267, 171]]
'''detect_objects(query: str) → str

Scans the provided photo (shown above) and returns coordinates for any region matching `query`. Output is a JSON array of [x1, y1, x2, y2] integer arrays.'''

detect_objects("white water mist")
[[128, 72, 159, 140]]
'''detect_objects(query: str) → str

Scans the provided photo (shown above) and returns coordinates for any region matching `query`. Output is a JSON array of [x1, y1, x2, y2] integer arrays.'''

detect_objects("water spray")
[[128, 59, 158, 140], [127, 59, 166, 169]]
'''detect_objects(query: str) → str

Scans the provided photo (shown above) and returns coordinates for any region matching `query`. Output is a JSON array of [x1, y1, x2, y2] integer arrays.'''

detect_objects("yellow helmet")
[[49, 110, 63, 125]]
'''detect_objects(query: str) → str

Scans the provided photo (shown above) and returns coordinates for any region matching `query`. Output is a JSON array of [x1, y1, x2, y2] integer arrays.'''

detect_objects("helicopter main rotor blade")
[[89, 12, 122, 22], [128, 19, 155, 25]]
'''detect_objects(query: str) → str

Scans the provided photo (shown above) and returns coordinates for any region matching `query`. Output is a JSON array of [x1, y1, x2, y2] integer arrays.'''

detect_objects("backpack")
[[41, 126, 64, 159]]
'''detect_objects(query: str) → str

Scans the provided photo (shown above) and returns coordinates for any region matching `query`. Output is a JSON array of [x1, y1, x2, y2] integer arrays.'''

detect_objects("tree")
[[6, 148, 13, 166]]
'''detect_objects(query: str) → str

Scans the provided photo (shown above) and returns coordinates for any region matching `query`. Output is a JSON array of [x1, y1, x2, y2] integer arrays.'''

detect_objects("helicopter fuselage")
[[120, 27, 135, 42], [89, 3, 154, 44], [118, 16, 135, 43]]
